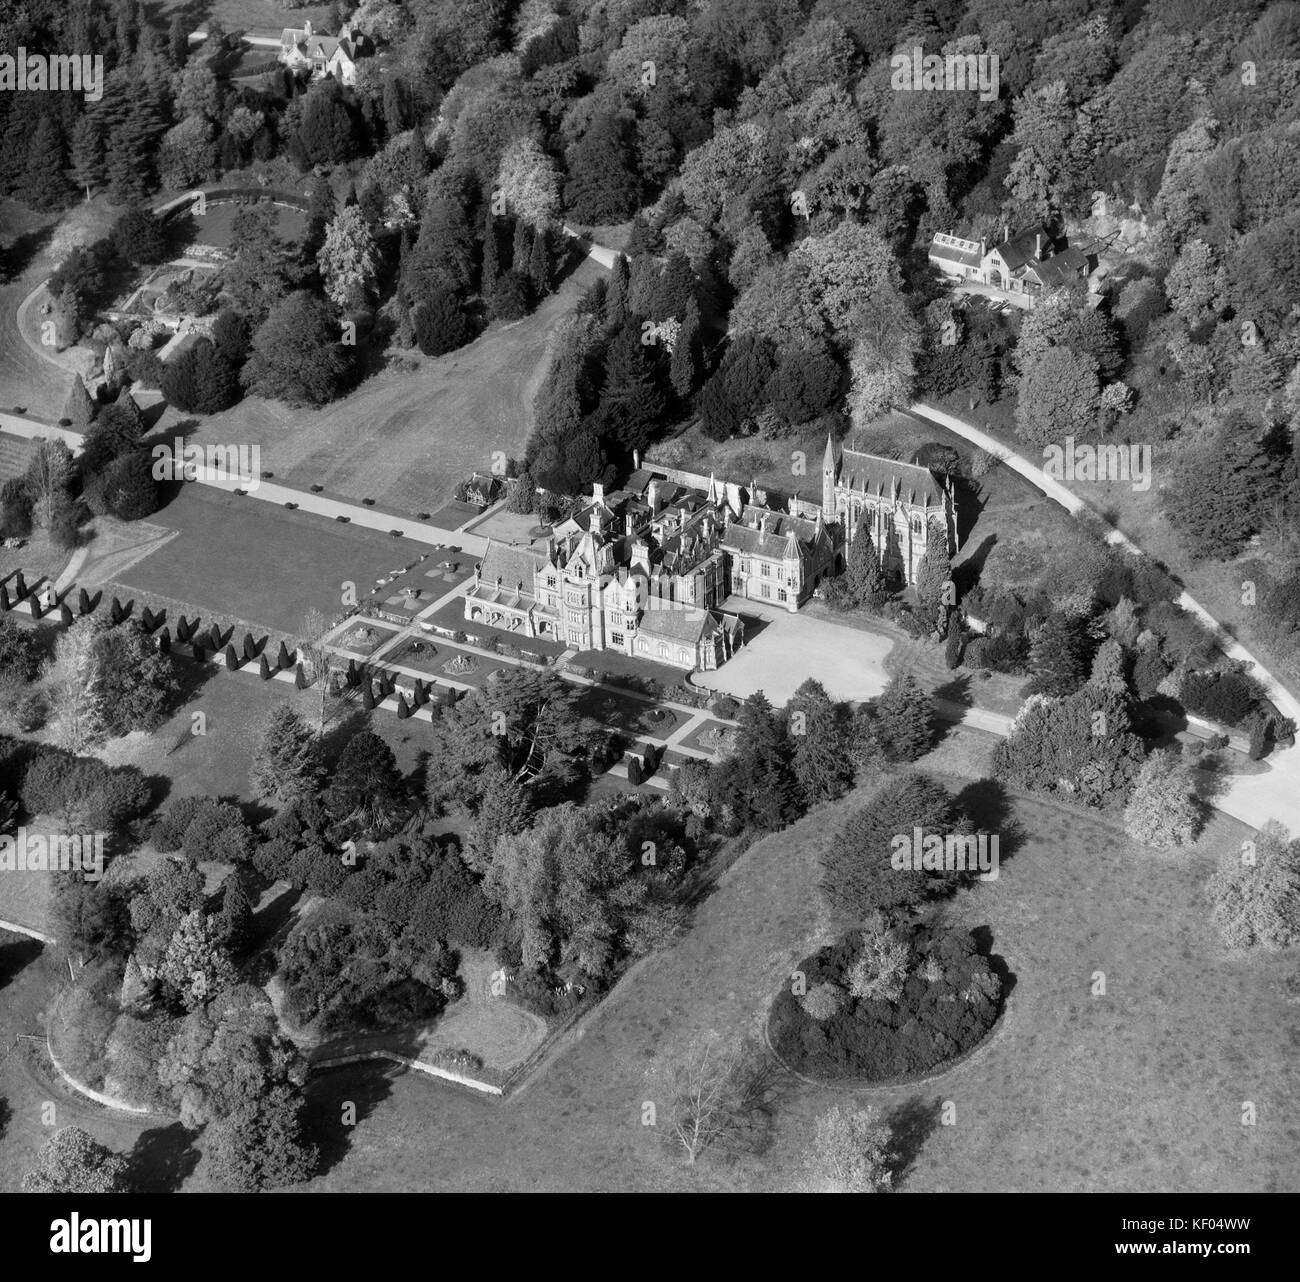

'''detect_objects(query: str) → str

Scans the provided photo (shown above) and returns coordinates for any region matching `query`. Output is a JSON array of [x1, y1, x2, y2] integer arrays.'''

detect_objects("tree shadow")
[[320, 707, 369, 768], [952, 777, 1027, 867], [125, 1122, 202, 1193], [933, 673, 973, 709], [1, 222, 55, 280], [885, 1094, 943, 1188], [302, 1048, 421, 1178], [0, 934, 43, 992], [969, 923, 1016, 998]]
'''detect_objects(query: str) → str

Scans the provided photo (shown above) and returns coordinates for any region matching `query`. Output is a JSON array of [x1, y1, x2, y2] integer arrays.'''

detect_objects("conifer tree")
[[788, 679, 854, 806], [669, 297, 701, 400], [873, 673, 934, 763], [480, 203, 499, 295], [1027, 613, 1095, 697], [249, 702, 323, 803], [914, 536, 953, 635], [63, 375, 96, 427], [842, 525, 887, 610], [528, 225, 551, 297], [605, 254, 630, 327]]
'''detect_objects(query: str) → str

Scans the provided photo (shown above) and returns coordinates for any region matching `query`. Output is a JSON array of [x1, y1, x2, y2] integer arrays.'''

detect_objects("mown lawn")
[[109, 483, 425, 638], [151, 256, 606, 514], [297, 730, 1300, 1193]]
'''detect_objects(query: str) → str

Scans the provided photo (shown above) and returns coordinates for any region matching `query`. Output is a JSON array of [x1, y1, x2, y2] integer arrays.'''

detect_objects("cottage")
[[927, 224, 1090, 309], [279, 20, 370, 86]]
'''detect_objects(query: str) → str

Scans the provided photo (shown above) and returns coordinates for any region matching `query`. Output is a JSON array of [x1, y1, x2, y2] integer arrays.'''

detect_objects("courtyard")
[[692, 597, 894, 704]]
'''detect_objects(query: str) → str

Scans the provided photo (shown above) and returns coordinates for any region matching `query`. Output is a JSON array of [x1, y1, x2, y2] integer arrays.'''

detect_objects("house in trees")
[[278, 20, 371, 86], [821, 435, 959, 587], [927, 225, 1090, 310]]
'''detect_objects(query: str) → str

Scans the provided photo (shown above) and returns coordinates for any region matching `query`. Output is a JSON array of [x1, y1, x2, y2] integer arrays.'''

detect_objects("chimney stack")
[[1035, 233, 1043, 258], [1003, 223, 1009, 244]]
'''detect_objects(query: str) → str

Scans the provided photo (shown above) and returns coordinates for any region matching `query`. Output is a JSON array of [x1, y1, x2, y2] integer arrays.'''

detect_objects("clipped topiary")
[[259, 654, 272, 680], [225, 644, 239, 670]]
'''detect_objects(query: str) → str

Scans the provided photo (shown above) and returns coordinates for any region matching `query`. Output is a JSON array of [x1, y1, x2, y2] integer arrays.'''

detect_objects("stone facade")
[[465, 475, 743, 671], [465, 441, 958, 671], [822, 435, 959, 586]]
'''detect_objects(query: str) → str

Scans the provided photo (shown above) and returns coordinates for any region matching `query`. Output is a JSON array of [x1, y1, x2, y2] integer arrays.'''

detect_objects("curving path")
[[907, 401, 1300, 834]]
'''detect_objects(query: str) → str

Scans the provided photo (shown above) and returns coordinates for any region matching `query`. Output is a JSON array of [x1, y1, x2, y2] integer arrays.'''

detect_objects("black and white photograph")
[[0, 0, 1295, 1244]]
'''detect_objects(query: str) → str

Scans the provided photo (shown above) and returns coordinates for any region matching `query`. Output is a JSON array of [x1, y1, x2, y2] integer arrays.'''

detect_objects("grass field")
[[109, 484, 430, 638], [152, 255, 606, 514], [159, 0, 334, 37], [182, 199, 305, 251]]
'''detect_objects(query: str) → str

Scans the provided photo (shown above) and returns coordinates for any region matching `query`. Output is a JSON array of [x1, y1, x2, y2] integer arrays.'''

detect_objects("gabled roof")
[[638, 604, 722, 645], [836, 446, 946, 509], [990, 226, 1048, 272], [721, 505, 829, 562], [1027, 246, 1089, 288], [471, 539, 545, 598]]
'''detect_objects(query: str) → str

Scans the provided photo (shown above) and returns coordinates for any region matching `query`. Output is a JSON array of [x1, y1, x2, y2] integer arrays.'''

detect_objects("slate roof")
[[991, 226, 1048, 272], [1028, 246, 1089, 287], [639, 604, 724, 645], [721, 506, 829, 562], [836, 447, 946, 508], [470, 540, 546, 603]]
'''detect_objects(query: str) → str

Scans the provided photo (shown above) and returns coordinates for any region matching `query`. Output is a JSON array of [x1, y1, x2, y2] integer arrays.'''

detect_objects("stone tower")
[[821, 432, 837, 518]]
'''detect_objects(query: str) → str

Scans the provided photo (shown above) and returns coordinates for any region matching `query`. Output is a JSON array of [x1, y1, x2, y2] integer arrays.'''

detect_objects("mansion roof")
[[721, 505, 829, 563], [831, 439, 947, 510]]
